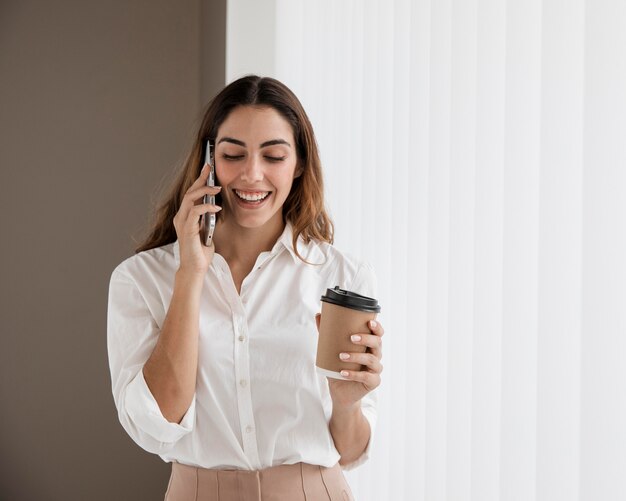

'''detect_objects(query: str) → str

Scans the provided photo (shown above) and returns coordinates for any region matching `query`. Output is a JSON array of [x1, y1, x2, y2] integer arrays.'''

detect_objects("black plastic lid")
[[320, 286, 381, 313]]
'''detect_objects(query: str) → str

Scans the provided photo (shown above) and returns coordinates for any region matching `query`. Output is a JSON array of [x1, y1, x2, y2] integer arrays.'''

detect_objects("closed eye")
[[221, 154, 286, 162], [222, 154, 244, 161]]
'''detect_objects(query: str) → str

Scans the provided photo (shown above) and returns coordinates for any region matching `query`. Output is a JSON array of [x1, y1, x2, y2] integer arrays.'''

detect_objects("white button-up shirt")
[[107, 222, 378, 471]]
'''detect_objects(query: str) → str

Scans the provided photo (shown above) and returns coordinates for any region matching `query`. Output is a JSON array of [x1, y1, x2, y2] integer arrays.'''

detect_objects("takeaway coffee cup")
[[316, 286, 382, 379]]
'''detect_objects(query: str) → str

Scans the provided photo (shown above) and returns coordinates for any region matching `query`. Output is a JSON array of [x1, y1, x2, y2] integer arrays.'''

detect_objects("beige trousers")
[[163, 461, 355, 501]]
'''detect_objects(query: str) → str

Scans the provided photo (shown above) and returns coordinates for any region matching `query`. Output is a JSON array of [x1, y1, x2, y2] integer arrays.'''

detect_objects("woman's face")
[[214, 105, 301, 229]]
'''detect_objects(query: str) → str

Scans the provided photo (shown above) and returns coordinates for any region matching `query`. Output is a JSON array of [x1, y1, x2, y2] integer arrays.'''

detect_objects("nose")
[[240, 155, 264, 183]]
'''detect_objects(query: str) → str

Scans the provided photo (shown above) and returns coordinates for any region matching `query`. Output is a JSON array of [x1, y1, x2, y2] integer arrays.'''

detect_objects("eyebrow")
[[217, 137, 291, 148]]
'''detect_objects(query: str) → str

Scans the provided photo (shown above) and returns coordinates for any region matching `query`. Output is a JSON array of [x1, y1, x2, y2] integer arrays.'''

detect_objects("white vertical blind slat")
[[388, 0, 411, 498], [406, 1, 431, 499], [472, 0, 506, 500], [536, 1, 584, 500], [448, 0, 477, 499], [580, 1, 626, 500], [368, 1, 396, 499], [500, 1, 542, 499], [426, 0, 452, 499], [332, 0, 351, 240], [275, 0, 303, 89], [349, 0, 364, 252]]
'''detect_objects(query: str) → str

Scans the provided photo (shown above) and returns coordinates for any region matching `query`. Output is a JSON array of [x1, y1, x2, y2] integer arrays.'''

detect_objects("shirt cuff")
[[124, 368, 196, 444], [339, 404, 377, 471]]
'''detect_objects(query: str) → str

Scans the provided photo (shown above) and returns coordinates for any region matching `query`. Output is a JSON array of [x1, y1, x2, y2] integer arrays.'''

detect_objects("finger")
[[196, 163, 212, 183], [187, 163, 217, 195], [189, 203, 222, 220], [185, 185, 222, 204], [184, 164, 211, 193], [175, 188, 221, 231], [368, 319, 384, 337], [179, 205, 221, 238], [339, 369, 381, 390], [339, 351, 383, 373], [350, 333, 382, 358], [177, 187, 222, 223], [181, 202, 221, 229]]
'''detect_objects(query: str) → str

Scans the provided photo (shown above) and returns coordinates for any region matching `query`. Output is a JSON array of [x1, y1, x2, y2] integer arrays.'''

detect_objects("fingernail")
[[202, 164, 208, 172], [341, 371, 349, 377], [339, 353, 350, 360], [215, 206, 222, 211], [351, 335, 361, 342], [370, 320, 377, 328]]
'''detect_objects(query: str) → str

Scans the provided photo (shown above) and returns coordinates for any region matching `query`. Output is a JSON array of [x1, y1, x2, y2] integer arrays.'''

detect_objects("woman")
[[107, 75, 384, 500]]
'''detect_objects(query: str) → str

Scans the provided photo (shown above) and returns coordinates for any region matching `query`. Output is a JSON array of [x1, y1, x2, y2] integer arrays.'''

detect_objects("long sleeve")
[[107, 268, 196, 454], [340, 261, 380, 471]]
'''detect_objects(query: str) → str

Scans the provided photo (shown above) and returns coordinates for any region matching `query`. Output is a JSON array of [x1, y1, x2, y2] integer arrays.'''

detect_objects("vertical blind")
[[227, 0, 626, 499]]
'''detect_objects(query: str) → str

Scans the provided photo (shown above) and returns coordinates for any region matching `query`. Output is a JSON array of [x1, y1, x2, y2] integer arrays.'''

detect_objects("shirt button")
[[246, 425, 253, 433], [238, 335, 245, 342], [239, 379, 247, 387]]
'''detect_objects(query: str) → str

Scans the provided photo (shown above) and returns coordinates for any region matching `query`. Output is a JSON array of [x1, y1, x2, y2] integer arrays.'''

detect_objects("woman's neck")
[[213, 214, 286, 266]]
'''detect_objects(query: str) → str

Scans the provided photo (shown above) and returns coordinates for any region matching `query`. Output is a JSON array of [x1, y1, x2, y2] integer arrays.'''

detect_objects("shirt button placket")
[[232, 309, 260, 468]]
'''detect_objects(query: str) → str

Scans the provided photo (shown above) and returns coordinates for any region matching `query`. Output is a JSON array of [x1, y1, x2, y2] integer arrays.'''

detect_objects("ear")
[[294, 164, 304, 179], [315, 313, 321, 332]]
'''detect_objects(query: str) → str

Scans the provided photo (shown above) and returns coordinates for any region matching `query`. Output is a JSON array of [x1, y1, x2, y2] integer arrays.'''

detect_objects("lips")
[[234, 189, 271, 202]]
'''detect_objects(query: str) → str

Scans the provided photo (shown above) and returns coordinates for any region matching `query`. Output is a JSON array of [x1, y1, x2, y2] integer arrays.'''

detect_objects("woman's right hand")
[[172, 163, 222, 276]]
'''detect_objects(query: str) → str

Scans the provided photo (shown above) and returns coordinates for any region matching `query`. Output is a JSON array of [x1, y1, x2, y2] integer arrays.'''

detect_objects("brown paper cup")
[[316, 287, 381, 379]]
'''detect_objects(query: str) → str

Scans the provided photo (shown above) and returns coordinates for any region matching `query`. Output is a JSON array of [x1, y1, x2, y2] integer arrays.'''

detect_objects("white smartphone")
[[199, 139, 216, 247]]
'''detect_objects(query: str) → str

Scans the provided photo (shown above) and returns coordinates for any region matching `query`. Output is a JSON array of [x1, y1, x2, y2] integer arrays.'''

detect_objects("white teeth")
[[235, 190, 270, 201]]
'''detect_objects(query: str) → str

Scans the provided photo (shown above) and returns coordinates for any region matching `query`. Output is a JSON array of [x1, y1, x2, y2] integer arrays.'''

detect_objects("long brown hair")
[[134, 75, 334, 262]]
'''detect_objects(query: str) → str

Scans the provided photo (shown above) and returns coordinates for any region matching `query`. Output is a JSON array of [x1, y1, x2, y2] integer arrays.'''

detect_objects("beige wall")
[[0, 1, 225, 499]]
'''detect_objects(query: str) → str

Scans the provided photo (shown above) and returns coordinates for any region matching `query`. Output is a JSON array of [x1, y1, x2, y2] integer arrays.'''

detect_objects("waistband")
[[168, 461, 350, 501]]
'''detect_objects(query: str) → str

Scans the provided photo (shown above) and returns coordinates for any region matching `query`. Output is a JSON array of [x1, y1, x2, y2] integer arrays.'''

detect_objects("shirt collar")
[[173, 220, 311, 267], [274, 220, 312, 264], [173, 238, 180, 266]]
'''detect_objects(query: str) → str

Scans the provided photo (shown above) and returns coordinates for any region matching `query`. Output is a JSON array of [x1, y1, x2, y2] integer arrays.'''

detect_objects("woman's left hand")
[[316, 315, 385, 408]]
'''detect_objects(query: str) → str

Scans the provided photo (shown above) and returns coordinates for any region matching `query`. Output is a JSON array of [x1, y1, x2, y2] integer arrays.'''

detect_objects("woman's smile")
[[233, 189, 273, 208]]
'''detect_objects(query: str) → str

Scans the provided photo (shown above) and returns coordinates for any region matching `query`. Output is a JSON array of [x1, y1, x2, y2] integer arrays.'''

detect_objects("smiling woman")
[[134, 76, 331, 264], [107, 75, 384, 501]]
